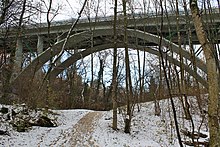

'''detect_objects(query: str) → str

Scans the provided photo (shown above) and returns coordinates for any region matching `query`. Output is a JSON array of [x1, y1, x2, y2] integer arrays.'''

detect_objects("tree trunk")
[[158, 0, 183, 146], [190, 1, 220, 146], [112, 0, 118, 130], [122, 0, 133, 134]]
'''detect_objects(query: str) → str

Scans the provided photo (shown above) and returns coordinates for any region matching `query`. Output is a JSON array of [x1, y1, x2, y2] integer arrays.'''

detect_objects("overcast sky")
[[35, 0, 219, 22]]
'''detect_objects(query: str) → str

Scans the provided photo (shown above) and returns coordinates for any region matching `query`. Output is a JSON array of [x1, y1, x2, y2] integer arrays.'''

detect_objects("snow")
[[93, 102, 180, 147], [0, 97, 209, 147], [0, 109, 89, 147]]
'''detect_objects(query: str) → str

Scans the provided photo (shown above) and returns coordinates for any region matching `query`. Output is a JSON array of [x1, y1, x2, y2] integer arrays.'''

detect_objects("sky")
[[34, 0, 219, 22]]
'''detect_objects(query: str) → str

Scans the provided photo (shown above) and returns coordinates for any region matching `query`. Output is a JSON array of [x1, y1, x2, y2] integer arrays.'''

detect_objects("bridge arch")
[[49, 43, 208, 88], [12, 28, 207, 89]]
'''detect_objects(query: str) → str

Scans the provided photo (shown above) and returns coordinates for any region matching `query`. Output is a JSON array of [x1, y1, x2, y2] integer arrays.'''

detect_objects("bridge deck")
[[0, 13, 220, 52]]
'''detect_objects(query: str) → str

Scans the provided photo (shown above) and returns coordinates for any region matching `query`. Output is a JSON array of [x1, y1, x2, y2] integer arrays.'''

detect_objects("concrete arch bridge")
[[1, 12, 219, 93], [11, 28, 209, 92]]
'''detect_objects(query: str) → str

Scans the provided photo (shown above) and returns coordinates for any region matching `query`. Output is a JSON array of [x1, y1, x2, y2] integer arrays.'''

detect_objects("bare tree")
[[157, 0, 183, 146], [112, 0, 118, 129], [122, 0, 133, 134], [0, 0, 15, 25], [190, 0, 220, 146]]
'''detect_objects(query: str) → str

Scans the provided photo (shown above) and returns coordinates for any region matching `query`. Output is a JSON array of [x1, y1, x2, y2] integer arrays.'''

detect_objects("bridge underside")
[[1, 13, 220, 53], [1, 28, 220, 54], [10, 28, 209, 91]]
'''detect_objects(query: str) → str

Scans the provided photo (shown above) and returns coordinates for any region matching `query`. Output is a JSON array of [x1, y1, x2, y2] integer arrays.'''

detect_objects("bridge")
[[1, 12, 220, 92], [1, 12, 220, 51]]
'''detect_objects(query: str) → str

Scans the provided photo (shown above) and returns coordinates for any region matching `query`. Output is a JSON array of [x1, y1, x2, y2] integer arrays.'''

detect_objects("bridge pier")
[[36, 35, 44, 77], [13, 38, 23, 77], [37, 35, 44, 53]]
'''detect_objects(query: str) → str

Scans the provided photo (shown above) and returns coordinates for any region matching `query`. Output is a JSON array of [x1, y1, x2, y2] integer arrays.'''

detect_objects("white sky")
[[35, 0, 219, 22]]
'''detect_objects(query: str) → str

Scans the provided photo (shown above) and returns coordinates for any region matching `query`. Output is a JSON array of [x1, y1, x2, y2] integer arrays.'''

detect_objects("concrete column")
[[37, 35, 44, 54], [14, 38, 23, 72], [36, 35, 44, 77], [11, 38, 23, 81]]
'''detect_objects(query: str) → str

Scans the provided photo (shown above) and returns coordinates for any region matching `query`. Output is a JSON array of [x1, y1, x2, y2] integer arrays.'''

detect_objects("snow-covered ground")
[[0, 97, 209, 147]]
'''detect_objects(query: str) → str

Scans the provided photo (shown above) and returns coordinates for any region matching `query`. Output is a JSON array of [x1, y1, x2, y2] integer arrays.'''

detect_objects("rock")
[[0, 103, 58, 133], [33, 116, 57, 127], [12, 119, 31, 132], [0, 130, 9, 136], [11, 109, 17, 117], [0, 107, 8, 114]]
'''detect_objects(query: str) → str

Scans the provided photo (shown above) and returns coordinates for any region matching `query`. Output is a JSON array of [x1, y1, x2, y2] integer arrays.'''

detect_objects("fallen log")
[[181, 129, 208, 139], [183, 140, 209, 147]]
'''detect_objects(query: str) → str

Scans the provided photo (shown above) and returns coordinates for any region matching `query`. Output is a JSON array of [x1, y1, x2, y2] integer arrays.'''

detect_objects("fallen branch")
[[181, 129, 208, 139], [183, 140, 209, 147]]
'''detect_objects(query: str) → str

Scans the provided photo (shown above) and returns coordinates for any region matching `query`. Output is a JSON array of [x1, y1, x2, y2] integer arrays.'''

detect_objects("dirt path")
[[67, 111, 102, 147]]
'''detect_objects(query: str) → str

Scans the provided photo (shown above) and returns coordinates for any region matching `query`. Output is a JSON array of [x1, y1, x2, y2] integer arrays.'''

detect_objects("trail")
[[66, 111, 102, 147]]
